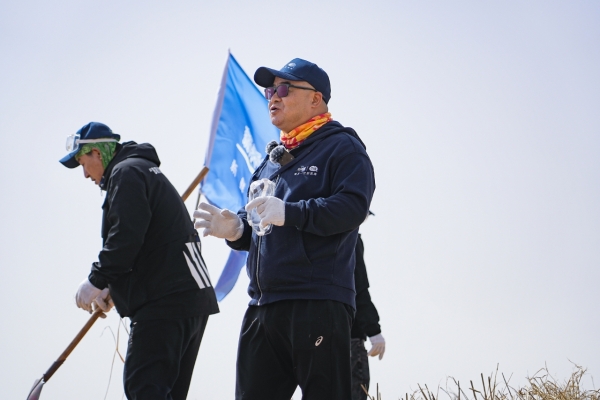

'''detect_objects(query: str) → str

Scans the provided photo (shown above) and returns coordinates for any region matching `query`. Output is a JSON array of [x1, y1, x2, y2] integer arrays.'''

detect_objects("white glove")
[[92, 288, 114, 317], [75, 278, 102, 313], [193, 202, 244, 241], [245, 196, 285, 228], [367, 333, 386, 360]]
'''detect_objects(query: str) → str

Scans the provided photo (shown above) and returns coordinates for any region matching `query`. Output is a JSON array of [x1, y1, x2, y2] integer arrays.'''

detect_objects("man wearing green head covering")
[[77, 141, 118, 168], [60, 122, 219, 400]]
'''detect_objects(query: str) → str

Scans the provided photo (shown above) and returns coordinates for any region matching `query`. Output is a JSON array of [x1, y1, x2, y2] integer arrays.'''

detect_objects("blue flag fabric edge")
[[204, 53, 230, 168], [214, 249, 248, 301], [201, 52, 277, 213], [201, 52, 279, 302]]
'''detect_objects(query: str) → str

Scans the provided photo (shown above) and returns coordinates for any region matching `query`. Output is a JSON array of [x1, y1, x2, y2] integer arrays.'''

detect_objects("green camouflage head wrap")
[[76, 142, 117, 169]]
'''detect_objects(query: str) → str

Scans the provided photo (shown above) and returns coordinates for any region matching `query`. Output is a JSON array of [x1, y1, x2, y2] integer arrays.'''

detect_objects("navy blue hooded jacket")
[[227, 121, 375, 309]]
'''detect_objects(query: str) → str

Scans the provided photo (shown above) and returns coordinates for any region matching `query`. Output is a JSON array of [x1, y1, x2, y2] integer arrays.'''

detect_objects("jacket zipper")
[[255, 175, 281, 306], [256, 235, 263, 305]]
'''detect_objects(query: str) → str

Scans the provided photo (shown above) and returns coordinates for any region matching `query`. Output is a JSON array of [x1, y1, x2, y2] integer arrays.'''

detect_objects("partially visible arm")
[[354, 235, 386, 359], [354, 236, 382, 337], [285, 150, 375, 236], [356, 290, 382, 337]]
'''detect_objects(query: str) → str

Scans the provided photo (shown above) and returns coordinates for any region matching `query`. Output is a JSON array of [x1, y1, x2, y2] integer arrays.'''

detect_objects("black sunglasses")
[[264, 83, 317, 100]]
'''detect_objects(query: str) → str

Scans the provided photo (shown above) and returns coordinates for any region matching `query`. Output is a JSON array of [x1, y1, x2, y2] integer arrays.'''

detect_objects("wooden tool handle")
[[181, 166, 209, 202], [42, 308, 105, 382]]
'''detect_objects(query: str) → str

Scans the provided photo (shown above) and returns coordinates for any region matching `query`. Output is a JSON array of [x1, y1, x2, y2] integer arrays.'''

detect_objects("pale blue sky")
[[1, 1, 599, 399]]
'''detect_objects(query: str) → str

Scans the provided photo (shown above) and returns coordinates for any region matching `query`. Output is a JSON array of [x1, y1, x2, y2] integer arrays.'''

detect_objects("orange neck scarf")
[[281, 113, 332, 150]]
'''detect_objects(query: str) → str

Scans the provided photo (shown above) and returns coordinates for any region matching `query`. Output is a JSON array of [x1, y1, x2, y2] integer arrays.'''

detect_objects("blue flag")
[[201, 53, 279, 301]]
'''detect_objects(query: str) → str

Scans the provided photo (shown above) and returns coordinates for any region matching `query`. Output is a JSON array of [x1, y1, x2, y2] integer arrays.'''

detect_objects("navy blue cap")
[[254, 58, 331, 104], [59, 122, 120, 168]]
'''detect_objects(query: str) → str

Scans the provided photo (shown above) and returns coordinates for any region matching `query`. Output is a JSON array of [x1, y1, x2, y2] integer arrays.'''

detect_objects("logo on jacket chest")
[[294, 165, 319, 176], [149, 167, 162, 175]]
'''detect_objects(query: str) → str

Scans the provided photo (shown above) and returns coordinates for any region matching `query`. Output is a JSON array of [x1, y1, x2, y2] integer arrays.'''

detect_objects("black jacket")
[[88, 141, 218, 319], [228, 121, 375, 309], [351, 235, 382, 340]]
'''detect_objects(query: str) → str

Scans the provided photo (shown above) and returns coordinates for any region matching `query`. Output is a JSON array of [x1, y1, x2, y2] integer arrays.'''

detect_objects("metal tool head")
[[27, 378, 44, 400]]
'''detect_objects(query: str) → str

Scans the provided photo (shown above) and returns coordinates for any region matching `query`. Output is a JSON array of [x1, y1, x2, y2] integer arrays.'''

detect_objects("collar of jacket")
[[294, 120, 367, 151], [100, 143, 123, 191], [99, 141, 161, 191], [267, 121, 367, 179]]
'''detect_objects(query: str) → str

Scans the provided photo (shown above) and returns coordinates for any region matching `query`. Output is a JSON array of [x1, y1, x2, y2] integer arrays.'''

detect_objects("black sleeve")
[[352, 235, 382, 338]]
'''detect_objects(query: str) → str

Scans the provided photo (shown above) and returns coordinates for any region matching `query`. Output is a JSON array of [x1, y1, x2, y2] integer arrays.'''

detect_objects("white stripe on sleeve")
[[183, 251, 206, 289]]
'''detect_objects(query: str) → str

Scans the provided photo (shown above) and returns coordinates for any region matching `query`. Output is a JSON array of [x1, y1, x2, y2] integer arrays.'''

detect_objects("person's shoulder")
[[113, 142, 160, 169], [113, 156, 152, 171], [338, 130, 365, 150], [109, 157, 156, 184], [321, 122, 368, 154]]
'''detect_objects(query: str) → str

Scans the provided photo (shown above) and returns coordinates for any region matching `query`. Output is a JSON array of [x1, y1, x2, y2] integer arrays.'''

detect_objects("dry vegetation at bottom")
[[362, 365, 599, 400]]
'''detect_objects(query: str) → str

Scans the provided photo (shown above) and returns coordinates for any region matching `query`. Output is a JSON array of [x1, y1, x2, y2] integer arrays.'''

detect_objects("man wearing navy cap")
[[60, 122, 219, 400], [195, 58, 375, 399]]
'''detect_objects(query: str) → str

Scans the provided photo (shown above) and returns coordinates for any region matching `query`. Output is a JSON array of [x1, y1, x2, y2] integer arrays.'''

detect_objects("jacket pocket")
[[259, 226, 312, 289], [302, 231, 338, 284]]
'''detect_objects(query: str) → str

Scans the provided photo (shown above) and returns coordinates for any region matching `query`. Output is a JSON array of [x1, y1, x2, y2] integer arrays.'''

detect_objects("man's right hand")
[[367, 333, 386, 360], [193, 202, 244, 241], [93, 288, 114, 312]]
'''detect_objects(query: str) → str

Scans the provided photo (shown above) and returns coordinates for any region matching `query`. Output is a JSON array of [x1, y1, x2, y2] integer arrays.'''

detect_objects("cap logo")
[[286, 63, 296, 69]]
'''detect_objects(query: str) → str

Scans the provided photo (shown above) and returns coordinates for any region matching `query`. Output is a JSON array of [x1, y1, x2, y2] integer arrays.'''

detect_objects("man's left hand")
[[245, 196, 285, 227], [367, 333, 386, 360], [75, 279, 102, 313]]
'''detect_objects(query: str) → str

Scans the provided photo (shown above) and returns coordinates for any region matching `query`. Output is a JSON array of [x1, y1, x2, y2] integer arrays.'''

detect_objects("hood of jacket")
[[100, 141, 161, 191], [298, 120, 367, 151]]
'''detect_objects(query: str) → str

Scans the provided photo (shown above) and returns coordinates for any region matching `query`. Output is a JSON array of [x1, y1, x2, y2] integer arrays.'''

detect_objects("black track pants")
[[235, 299, 353, 400], [124, 314, 209, 400], [350, 339, 370, 400]]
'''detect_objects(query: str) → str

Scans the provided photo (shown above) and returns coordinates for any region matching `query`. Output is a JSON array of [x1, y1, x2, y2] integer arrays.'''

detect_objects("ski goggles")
[[66, 133, 118, 153], [264, 83, 317, 101]]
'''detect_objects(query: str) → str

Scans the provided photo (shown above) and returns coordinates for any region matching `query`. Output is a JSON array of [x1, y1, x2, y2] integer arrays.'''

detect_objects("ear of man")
[[77, 147, 102, 163], [87, 147, 103, 161], [310, 91, 328, 114]]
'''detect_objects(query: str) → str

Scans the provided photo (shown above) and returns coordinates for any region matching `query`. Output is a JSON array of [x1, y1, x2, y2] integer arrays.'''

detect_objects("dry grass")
[[362, 364, 599, 400]]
